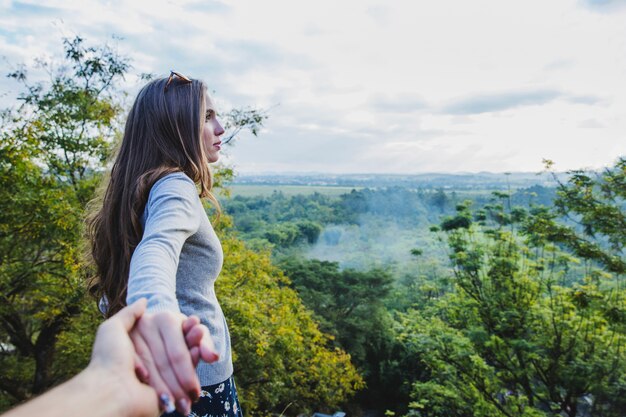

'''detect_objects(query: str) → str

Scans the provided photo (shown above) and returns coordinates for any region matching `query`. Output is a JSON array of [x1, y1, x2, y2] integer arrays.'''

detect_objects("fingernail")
[[209, 352, 219, 362], [159, 393, 175, 414], [189, 389, 200, 402], [178, 398, 191, 415]]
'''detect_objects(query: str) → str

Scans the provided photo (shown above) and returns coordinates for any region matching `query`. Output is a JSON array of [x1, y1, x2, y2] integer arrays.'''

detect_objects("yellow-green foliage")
[[217, 229, 364, 415]]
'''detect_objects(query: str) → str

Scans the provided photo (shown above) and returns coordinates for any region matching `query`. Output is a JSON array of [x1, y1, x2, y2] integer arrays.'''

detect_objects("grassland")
[[220, 184, 363, 197]]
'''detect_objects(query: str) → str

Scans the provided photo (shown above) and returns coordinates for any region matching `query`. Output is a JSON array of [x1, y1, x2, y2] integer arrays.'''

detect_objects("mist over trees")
[[221, 161, 624, 416], [398, 171, 626, 416]]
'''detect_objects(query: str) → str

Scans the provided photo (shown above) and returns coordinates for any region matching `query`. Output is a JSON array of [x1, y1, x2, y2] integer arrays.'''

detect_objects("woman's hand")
[[182, 315, 220, 367], [87, 298, 160, 417], [130, 310, 219, 415]]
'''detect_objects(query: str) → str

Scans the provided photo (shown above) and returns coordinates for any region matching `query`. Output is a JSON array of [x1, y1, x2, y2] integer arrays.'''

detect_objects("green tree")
[[0, 36, 125, 407], [523, 158, 626, 276], [277, 258, 393, 363], [396, 161, 626, 417], [217, 232, 364, 416], [430, 188, 449, 214], [276, 258, 411, 413]]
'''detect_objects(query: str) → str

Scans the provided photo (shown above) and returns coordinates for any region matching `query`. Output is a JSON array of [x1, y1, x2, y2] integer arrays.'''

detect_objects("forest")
[[1, 37, 625, 417], [220, 175, 624, 417]]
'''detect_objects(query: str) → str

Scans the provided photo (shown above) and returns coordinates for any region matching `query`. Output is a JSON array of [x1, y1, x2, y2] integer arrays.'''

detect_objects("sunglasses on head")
[[164, 70, 192, 92]]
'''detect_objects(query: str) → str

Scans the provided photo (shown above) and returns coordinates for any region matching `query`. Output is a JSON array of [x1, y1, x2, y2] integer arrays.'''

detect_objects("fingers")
[[182, 315, 200, 334], [90, 299, 148, 371], [184, 325, 204, 347], [133, 315, 196, 415], [134, 351, 150, 382], [157, 318, 202, 404], [114, 298, 147, 331], [198, 327, 219, 363], [130, 311, 216, 415], [190, 346, 200, 367], [183, 323, 219, 364], [131, 330, 176, 413]]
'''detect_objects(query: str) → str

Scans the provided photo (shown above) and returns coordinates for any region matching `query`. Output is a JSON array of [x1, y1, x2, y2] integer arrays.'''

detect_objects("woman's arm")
[[127, 174, 201, 312], [125, 174, 218, 414]]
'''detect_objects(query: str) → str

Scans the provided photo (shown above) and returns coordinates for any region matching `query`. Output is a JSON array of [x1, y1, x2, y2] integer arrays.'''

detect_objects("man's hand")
[[88, 298, 160, 417]]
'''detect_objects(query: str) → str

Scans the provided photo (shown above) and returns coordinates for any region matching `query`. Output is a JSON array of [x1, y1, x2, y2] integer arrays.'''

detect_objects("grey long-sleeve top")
[[126, 172, 233, 386]]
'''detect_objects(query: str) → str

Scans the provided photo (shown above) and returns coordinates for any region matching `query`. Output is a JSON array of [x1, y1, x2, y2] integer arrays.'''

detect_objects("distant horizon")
[[230, 168, 603, 177], [227, 169, 576, 189]]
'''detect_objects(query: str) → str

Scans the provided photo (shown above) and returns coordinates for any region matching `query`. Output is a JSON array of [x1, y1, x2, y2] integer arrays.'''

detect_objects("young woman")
[[88, 71, 242, 416]]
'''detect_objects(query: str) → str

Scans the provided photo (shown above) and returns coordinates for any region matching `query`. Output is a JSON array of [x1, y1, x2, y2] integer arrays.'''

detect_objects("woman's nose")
[[215, 120, 225, 136]]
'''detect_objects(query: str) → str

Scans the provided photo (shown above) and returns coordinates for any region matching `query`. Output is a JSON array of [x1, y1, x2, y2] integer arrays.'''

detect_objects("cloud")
[[579, 118, 605, 128], [225, 104, 467, 174], [543, 58, 575, 71], [565, 94, 604, 105], [214, 39, 314, 74], [9, 1, 63, 17], [185, 0, 231, 14], [440, 89, 603, 115], [0, 0, 624, 173], [367, 93, 428, 113], [441, 89, 563, 115], [366, 5, 392, 25]]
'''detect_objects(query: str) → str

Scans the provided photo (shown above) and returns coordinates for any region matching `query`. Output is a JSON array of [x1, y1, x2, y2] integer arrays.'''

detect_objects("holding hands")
[[131, 309, 219, 414], [2, 299, 218, 417]]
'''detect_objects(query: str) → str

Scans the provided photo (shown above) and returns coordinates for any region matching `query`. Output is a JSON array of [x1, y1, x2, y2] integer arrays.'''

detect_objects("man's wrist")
[[78, 365, 136, 417]]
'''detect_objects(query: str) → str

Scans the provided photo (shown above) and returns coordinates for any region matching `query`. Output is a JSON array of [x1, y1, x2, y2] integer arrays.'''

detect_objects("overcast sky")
[[1, 0, 625, 174]]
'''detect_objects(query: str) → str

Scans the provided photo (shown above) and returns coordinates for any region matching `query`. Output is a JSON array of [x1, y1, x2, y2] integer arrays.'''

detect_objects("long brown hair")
[[87, 75, 220, 317]]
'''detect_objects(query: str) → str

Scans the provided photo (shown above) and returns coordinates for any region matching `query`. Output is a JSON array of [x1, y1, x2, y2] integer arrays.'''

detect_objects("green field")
[[220, 184, 363, 197], [220, 183, 521, 199]]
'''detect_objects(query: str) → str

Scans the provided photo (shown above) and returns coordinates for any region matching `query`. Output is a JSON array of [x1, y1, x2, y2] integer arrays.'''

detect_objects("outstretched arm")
[[125, 174, 220, 414], [3, 299, 158, 417]]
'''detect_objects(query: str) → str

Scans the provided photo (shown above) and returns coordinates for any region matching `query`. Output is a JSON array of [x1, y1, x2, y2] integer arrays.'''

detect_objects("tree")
[[0, 36, 126, 408], [217, 233, 364, 416], [523, 158, 626, 276], [430, 188, 449, 214], [396, 161, 626, 416], [277, 258, 409, 413]]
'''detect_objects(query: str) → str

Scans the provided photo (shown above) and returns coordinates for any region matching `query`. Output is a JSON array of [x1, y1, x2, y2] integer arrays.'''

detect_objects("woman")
[[88, 71, 242, 416]]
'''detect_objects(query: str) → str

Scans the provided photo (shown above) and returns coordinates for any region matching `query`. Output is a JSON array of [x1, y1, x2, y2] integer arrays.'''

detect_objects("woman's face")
[[202, 95, 225, 163]]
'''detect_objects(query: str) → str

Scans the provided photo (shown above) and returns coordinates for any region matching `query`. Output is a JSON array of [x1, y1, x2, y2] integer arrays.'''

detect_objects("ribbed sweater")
[[126, 172, 233, 386]]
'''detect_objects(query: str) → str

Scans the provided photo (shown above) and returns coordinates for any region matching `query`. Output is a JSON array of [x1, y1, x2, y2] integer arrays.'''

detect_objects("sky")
[[1, 0, 625, 174]]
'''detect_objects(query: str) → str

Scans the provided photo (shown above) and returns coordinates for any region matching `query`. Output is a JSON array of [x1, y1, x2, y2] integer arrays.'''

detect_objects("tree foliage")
[[395, 160, 626, 417], [217, 231, 364, 416], [277, 258, 393, 365], [275, 258, 421, 413], [523, 158, 626, 275], [0, 36, 125, 408]]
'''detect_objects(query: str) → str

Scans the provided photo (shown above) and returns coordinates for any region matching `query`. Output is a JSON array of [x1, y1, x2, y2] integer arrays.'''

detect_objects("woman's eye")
[[205, 110, 213, 121]]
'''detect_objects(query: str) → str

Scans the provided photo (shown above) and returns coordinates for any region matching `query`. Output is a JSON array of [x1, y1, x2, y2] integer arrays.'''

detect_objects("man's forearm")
[[2, 368, 148, 417]]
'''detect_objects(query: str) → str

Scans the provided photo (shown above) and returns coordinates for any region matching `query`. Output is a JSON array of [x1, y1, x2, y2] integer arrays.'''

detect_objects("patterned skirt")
[[163, 375, 243, 417]]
